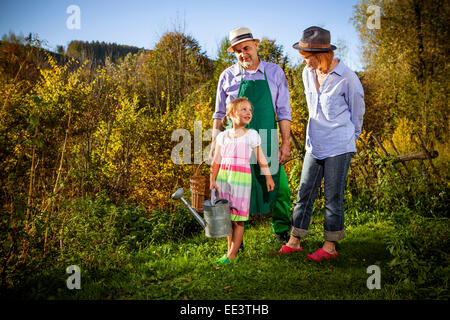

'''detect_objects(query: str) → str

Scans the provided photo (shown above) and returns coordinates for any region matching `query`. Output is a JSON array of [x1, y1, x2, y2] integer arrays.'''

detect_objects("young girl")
[[210, 97, 275, 265]]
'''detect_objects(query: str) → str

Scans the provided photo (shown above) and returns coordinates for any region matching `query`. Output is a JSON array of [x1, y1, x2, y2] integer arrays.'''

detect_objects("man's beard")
[[240, 57, 254, 69]]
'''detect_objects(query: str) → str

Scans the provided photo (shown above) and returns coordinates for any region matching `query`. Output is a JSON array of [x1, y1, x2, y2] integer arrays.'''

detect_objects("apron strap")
[[239, 65, 268, 82]]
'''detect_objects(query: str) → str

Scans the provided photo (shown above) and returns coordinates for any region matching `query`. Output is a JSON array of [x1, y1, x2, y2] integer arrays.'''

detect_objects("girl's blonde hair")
[[222, 97, 252, 128], [300, 50, 334, 73]]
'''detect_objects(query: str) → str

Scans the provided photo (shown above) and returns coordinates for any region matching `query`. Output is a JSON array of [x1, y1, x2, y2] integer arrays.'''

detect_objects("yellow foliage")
[[433, 141, 450, 179], [373, 118, 417, 156], [128, 84, 216, 210], [373, 118, 449, 180], [356, 130, 372, 151], [389, 118, 417, 155]]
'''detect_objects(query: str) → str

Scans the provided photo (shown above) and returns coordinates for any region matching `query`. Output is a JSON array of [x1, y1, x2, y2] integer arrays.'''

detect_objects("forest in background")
[[0, 0, 448, 299]]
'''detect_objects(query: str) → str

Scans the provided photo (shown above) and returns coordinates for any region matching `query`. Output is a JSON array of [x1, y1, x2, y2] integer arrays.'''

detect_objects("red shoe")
[[273, 245, 303, 255], [306, 248, 338, 262]]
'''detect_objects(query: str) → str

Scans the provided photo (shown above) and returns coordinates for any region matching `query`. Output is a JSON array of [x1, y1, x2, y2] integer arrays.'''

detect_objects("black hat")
[[292, 26, 336, 52]]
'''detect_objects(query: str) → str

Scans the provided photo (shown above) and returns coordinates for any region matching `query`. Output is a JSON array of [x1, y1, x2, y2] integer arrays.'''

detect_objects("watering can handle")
[[211, 188, 219, 204]]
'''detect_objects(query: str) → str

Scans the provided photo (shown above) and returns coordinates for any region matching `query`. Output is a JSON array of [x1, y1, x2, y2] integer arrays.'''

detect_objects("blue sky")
[[0, 0, 364, 70]]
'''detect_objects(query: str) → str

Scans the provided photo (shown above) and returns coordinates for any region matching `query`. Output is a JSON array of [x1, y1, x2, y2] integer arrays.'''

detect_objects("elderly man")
[[209, 27, 292, 243]]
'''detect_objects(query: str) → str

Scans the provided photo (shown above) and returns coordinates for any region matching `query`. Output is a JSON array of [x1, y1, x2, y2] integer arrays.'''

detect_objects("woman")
[[277, 26, 365, 261]]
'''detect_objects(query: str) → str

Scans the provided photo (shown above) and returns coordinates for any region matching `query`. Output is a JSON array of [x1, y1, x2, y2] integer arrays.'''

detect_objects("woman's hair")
[[222, 97, 252, 128], [300, 50, 334, 72]]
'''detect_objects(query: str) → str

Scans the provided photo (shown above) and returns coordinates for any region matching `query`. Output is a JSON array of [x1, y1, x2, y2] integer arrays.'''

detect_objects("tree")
[[257, 38, 289, 70], [143, 31, 214, 114], [352, 0, 449, 141], [56, 45, 65, 55]]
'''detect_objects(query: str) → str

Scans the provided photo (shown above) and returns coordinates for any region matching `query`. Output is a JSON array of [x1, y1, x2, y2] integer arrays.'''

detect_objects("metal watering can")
[[171, 188, 232, 238]]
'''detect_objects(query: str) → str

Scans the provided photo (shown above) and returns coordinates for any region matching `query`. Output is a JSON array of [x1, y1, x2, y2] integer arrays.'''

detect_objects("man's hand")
[[266, 176, 275, 192], [278, 120, 291, 163], [278, 142, 290, 163]]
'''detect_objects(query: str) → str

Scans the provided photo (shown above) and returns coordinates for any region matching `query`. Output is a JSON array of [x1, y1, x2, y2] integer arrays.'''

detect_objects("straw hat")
[[227, 27, 260, 52]]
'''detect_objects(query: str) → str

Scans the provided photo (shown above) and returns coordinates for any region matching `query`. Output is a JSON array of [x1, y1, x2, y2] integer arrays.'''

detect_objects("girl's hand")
[[266, 176, 275, 192], [210, 180, 219, 192]]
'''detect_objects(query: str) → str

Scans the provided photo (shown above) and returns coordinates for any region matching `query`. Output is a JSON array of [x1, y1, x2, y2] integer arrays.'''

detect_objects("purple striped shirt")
[[213, 60, 291, 121]]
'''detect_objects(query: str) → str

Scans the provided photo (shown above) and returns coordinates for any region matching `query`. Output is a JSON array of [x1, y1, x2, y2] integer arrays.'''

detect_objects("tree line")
[[63, 40, 144, 65]]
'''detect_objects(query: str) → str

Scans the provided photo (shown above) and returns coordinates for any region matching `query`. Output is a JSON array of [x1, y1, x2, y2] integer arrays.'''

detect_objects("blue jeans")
[[291, 152, 354, 242]]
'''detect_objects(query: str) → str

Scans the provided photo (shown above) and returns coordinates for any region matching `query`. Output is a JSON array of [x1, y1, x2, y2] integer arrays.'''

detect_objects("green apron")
[[230, 66, 291, 233]]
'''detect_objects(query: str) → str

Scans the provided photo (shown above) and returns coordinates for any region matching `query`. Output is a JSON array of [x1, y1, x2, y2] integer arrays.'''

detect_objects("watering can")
[[171, 188, 232, 238]]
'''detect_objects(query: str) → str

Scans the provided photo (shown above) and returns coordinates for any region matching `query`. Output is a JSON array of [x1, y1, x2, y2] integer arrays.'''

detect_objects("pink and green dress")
[[215, 129, 261, 221]]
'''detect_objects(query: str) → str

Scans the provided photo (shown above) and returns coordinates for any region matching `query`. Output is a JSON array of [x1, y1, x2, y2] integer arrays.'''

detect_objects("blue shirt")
[[303, 59, 365, 160], [213, 60, 291, 121]]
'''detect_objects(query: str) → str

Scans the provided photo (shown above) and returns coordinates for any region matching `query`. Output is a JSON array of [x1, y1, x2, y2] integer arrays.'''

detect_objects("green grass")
[[54, 215, 409, 300]]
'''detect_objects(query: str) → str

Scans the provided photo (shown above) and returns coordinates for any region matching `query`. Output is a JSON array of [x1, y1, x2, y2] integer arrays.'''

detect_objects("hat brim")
[[292, 42, 336, 52], [227, 38, 260, 52]]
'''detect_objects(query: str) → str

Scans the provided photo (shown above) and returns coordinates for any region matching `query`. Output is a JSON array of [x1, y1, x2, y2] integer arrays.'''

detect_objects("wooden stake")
[[394, 150, 438, 162], [289, 132, 302, 154], [371, 134, 404, 179], [371, 134, 389, 156], [22, 124, 38, 262], [415, 132, 441, 182], [389, 139, 410, 173]]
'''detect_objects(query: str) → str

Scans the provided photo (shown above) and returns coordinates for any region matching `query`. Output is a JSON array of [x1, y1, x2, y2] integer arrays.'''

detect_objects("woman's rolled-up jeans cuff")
[[291, 227, 345, 242], [291, 226, 309, 239], [324, 230, 345, 242]]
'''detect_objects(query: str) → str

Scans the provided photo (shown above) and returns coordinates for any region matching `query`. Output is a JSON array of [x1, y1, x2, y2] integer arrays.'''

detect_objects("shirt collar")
[[232, 59, 265, 76], [330, 58, 344, 76], [306, 58, 344, 77]]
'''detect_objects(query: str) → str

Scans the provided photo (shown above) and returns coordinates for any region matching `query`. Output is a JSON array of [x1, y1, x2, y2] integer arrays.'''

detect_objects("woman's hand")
[[266, 176, 275, 192]]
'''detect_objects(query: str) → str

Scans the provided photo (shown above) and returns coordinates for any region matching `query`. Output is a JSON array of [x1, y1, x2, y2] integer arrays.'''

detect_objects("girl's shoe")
[[215, 254, 228, 264], [306, 248, 338, 262], [218, 256, 239, 265]]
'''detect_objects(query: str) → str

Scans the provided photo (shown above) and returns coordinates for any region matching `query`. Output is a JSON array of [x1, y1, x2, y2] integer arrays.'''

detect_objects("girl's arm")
[[209, 143, 222, 191], [254, 146, 275, 192]]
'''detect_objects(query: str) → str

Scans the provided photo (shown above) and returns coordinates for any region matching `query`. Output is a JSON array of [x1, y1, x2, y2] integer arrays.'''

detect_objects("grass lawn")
[[60, 214, 407, 300]]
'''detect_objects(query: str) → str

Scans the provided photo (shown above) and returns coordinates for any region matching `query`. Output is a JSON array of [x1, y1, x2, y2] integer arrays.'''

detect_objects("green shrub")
[[60, 191, 202, 260], [386, 213, 449, 299], [113, 203, 202, 249]]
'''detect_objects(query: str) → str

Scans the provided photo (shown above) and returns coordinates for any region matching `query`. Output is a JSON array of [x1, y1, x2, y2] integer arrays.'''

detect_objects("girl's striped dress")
[[215, 129, 261, 221]]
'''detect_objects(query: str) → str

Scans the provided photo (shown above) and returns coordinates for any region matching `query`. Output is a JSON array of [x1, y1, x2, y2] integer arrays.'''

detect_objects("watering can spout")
[[171, 188, 207, 229], [171, 187, 232, 238]]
